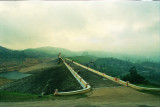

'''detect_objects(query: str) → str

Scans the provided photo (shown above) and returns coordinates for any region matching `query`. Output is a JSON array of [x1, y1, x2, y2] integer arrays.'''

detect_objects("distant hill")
[[68, 55, 98, 64], [136, 62, 160, 85], [0, 46, 78, 59], [94, 58, 133, 77], [1, 46, 159, 62], [0, 46, 25, 59], [0, 46, 52, 59], [0, 46, 63, 72], [0, 46, 79, 72], [1, 45, 160, 84], [23, 46, 77, 57], [85, 50, 160, 63], [68, 56, 160, 85]]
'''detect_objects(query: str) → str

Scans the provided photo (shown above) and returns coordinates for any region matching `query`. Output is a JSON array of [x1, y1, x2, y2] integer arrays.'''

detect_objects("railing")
[[65, 58, 160, 92], [54, 57, 91, 95]]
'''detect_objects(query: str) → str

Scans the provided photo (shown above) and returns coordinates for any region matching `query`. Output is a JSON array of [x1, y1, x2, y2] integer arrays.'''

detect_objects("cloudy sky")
[[0, 1, 159, 56]]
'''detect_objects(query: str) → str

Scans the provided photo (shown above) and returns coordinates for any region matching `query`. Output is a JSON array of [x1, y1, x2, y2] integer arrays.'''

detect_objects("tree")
[[123, 66, 148, 84], [129, 67, 137, 75]]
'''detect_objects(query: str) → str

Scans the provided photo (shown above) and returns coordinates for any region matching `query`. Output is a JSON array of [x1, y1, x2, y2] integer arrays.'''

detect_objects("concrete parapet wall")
[[66, 58, 160, 92], [65, 58, 123, 84], [54, 57, 91, 95], [58, 86, 91, 95]]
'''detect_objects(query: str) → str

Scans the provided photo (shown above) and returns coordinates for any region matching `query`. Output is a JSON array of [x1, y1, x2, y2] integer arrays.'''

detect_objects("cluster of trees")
[[71, 56, 160, 85], [122, 67, 148, 84], [86, 58, 133, 77], [91, 60, 148, 84]]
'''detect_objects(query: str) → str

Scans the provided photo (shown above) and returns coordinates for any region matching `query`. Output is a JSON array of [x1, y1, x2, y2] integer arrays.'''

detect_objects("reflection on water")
[[0, 71, 31, 79]]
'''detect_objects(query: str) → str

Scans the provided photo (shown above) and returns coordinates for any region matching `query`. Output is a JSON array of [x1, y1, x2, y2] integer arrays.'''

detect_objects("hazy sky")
[[0, 1, 159, 56]]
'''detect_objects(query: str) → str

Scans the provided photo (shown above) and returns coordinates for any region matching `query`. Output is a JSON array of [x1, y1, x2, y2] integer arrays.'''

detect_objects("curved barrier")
[[58, 86, 91, 95], [65, 58, 160, 92], [54, 57, 91, 95]]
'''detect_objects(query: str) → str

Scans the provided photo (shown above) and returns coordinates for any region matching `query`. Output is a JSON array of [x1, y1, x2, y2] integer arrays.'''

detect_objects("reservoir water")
[[0, 71, 31, 79]]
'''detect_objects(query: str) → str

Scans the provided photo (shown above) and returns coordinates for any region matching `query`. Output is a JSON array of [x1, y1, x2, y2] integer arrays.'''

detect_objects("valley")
[[0, 46, 160, 107]]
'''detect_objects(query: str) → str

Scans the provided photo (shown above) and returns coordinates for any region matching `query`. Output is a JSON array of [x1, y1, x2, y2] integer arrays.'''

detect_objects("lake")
[[0, 71, 31, 79]]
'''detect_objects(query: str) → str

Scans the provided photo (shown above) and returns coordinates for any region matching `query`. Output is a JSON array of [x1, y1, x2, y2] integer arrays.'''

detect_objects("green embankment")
[[0, 92, 48, 101], [0, 91, 87, 102], [133, 83, 160, 88], [0, 77, 14, 86], [68, 56, 97, 64], [69, 56, 160, 87], [0, 61, 82, 95]]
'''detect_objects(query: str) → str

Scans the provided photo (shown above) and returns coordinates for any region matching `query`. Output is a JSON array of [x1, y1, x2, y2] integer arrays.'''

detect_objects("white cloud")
[[0, 1, 159, 56]]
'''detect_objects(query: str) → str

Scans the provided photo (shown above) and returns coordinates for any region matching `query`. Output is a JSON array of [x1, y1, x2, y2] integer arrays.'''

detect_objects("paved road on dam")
[[66, 60, 122, 88]]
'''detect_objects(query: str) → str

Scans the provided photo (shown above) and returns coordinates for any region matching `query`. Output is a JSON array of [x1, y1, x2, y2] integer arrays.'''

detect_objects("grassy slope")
[[68, 56, 160, 86], [0, 46, 72, 72], [0, 91, 87, 102], [0, 61, 82, 95], [0, 58, 53, 72], [68, 56, 98, 64], [68, 56, 132, 77], [0, 77, 14, 86], [0, 91, 48, 102], [133, 83, 160, 88], [19, 59, 57, 73]]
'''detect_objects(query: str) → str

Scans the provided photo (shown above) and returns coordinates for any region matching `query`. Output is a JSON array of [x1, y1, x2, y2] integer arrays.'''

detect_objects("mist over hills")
[[0, 46, 82, 72], [0, 46, 74, 59], [82, 50, 160, 63], [69, 56, 160, 86], [23, 46, 78, 57], [0, 46, 159, 63], [0, 45, 160, 85]]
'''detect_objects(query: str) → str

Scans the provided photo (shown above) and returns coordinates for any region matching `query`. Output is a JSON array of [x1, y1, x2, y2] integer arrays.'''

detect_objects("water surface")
[[0, 71, 31, 79]]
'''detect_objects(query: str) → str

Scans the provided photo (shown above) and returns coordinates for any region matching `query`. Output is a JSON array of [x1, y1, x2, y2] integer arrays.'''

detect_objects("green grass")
[[133, 83, 160, 96], [0, 62, 82, 95], [0, 77, 15, 86], [68, 56, 97, 64], [0, 91, 49, 102], [139, 90, 160, 96], [133, 83, 160, 88], [0, 91, 88, 102]]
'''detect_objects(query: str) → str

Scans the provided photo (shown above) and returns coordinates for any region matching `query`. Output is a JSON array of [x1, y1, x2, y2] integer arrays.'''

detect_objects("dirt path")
[[1, 87, 159, 107], [66, 60, 122, 88]]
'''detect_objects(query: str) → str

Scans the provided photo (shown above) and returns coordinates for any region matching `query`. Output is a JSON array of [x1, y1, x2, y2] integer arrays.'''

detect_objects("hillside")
[[0, 46, 25, 59], [1, 45, 160, 85], [68, 55, 98, 64], [136, 62, 160, 85], [1, 45, 159, 72], [83, 50, 160, 63], [68, 56, 160, 85], [0, 46, 77, 72], [0, 61, 82, 95], [25, 46, 77, 57], [19, 59, 58, 73], [94, 58, 133, 77], [0, 77, 14, 86]]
